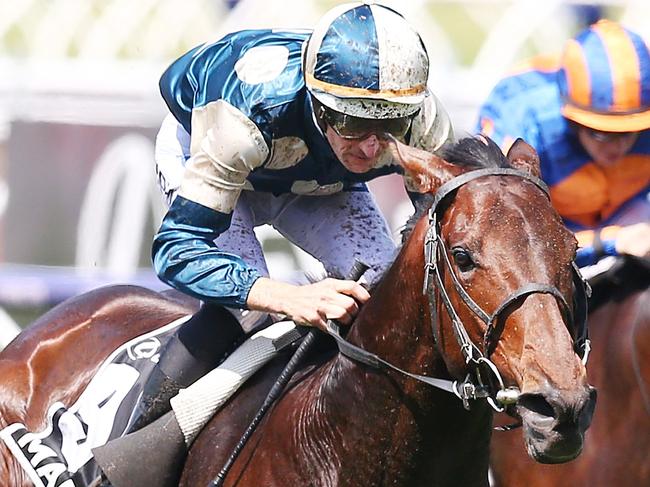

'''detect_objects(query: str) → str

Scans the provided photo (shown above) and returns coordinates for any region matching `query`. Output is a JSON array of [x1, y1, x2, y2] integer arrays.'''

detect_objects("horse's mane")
[[401, 136, 510, 243]]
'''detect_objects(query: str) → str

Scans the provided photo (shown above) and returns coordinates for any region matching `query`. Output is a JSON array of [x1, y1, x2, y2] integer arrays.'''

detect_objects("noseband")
[[326, 168, 591, 413], [423, 168, 591, 410]]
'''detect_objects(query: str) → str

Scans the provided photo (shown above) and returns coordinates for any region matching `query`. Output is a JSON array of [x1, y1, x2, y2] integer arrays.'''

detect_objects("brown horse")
[[490, 256, 650, 487], [0, 137, 595, 487]]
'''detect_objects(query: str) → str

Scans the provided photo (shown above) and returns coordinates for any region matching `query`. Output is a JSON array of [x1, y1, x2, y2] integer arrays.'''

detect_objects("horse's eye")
[[451, 247, 475, 271]]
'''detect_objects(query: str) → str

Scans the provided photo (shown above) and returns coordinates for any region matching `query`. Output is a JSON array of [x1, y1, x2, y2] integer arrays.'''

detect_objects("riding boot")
[[92, 304, 245, 487], [124, 303, 245, 434]]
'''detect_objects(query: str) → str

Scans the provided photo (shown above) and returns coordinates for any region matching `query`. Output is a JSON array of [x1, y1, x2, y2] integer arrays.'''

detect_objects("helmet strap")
[[309, 95, 329, 133]]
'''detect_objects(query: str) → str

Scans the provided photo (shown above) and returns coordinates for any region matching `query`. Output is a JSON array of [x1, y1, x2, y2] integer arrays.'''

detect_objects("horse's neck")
[[306, 359, 492, 485], [304, 218, 492, 485], [346, 216, 444, 380]]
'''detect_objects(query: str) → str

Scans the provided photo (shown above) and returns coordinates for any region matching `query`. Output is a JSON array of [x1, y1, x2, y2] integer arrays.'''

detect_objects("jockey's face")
[[577, 126, 639, 167], [325, 126, 391, 173]]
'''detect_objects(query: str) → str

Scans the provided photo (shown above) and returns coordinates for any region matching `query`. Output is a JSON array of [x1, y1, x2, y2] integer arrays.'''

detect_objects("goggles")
[[584, 128, 638, 143], [318, 106, 414, 140]]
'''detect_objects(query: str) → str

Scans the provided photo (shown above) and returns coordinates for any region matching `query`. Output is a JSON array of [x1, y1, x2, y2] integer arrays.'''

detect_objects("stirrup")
[[87, 473, 111, 487], [124, 368, 182, 434]]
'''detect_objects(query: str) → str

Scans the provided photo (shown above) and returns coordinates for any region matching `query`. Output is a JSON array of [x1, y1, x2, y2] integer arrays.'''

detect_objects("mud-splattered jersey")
[[153, 29, 453, 307]]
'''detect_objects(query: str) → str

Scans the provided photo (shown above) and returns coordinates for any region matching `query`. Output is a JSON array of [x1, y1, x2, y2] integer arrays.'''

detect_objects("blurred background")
[[0, 0, 648, 343]]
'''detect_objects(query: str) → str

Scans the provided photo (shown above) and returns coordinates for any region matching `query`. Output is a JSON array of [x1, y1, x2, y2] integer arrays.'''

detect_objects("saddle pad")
[[171, 320, 303, 445], [0, 315, 190, 487]]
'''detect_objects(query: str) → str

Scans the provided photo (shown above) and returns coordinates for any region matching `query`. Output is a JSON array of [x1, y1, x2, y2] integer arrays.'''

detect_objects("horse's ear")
[[389, 140, 463, 194], [506, 138, 541, 178]]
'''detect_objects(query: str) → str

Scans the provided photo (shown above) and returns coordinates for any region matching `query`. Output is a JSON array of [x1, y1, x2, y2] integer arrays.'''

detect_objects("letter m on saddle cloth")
[[0, 319, 185, 486]]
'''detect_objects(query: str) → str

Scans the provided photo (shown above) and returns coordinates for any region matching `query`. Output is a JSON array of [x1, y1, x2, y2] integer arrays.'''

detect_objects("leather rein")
[[328, 168, 591, 413]]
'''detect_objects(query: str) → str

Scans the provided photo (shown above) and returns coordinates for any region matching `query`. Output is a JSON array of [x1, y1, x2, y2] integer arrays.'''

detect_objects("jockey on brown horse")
[[0, 136, 597, 487], [0, 5, 602, 487], [476, 19, 650, 487], [95, 2, 455, 484]]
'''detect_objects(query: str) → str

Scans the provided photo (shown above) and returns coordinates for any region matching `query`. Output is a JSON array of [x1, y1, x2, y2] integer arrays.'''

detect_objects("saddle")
[[587, 255, 650, 312], [1, 317, 305, 487]]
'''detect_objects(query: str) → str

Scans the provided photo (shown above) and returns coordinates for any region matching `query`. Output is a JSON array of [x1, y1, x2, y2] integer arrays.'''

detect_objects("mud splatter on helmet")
[[304, 2, 429, 120]]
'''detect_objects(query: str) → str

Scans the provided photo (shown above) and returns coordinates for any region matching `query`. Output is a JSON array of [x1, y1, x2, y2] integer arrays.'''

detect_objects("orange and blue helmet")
[[304, 2, 429, 120], [558, 19, 650, 132]]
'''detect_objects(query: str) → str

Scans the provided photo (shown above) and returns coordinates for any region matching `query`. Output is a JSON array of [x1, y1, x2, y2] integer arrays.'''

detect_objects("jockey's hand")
[[246, 277, 370, 332], [615, 222, 650, 258]]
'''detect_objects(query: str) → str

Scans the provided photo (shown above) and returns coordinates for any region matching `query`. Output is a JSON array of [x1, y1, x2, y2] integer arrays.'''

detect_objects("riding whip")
[[209, 260, 369, 487]]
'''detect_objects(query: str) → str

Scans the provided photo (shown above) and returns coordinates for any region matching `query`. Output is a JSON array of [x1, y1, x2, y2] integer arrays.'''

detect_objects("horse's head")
[[398, 137, 596, 464]]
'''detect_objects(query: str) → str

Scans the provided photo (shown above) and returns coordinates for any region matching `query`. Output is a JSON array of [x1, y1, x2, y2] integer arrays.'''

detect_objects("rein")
[[330, 168, 591, 413]]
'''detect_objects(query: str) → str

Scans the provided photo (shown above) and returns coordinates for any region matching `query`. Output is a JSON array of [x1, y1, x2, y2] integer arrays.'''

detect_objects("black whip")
[[209, 260, 369, 487]]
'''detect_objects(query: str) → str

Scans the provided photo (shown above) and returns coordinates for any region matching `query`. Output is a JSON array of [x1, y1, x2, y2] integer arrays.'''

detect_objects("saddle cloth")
[[0, 317, 300, 487]]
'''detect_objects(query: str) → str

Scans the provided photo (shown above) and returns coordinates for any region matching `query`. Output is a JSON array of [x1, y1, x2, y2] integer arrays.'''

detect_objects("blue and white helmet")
[[304, 2, 429, 120]]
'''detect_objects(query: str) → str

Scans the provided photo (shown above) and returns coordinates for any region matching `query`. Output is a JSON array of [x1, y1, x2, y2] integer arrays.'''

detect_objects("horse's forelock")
[[441, 136, 510, 170], [400, 137, 510, 244]]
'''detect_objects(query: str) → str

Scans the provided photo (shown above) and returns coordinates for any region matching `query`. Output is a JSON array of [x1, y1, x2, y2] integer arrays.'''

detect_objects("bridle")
[[423, 167, 591, 411], [327, 167, 591, 413]]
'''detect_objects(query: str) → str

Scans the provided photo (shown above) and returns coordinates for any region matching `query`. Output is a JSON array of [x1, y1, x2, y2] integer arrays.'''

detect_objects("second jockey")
[[477, 19, 650, 267]]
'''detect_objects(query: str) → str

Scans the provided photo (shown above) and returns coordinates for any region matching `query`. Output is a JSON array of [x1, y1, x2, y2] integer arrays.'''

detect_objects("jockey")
[[476, 19, 650, 268], [131, 2, 453, 435]]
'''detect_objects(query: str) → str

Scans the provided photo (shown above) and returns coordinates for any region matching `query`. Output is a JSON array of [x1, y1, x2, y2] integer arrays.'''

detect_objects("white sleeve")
[[178, 100, 270, 213], [410, 90, 454, 152]]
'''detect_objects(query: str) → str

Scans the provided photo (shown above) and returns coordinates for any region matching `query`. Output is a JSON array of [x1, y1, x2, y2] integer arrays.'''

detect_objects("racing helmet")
[[304, 2, 429, 120], [558, 19, 650, 132]]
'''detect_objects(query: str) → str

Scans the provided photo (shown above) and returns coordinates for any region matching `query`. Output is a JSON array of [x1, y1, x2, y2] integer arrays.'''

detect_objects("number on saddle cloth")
[[0, 316, 189, 487]]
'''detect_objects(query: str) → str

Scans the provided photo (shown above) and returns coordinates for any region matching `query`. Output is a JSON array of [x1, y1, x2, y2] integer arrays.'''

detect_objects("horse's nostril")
[[577, 386, 597, 428], [518, 393, 555, 418]]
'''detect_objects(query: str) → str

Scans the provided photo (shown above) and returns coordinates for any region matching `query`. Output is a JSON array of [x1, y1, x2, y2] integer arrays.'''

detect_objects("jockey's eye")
[[451, 247, 475, 272]]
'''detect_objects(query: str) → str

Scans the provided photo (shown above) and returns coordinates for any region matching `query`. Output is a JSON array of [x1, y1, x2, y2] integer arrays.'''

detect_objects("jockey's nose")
[[359, 135, 383, 159]]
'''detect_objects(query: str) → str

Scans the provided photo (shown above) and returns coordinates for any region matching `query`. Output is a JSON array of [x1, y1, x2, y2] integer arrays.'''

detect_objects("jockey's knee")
[[158, 304, 245, 386]]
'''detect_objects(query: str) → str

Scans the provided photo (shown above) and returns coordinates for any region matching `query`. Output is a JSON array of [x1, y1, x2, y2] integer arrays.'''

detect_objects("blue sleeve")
[[575, 239, 618, 267], [152, 196, 262, 308], [475, 76, 543, 151]]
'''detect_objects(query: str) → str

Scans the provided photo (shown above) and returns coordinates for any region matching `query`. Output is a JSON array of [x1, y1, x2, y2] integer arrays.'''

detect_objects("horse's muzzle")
[[517, 385, 597, 464]]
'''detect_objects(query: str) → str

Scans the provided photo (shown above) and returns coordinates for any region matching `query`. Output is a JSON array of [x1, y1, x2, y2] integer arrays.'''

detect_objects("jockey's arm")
[[575, 222, 650, 266], [152, 101, 369, 330], [152, 101, 269, 308]]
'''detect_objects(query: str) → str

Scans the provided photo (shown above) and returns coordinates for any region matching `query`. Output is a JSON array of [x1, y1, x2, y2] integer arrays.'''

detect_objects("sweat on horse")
[[490, 256, 650, 487]]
